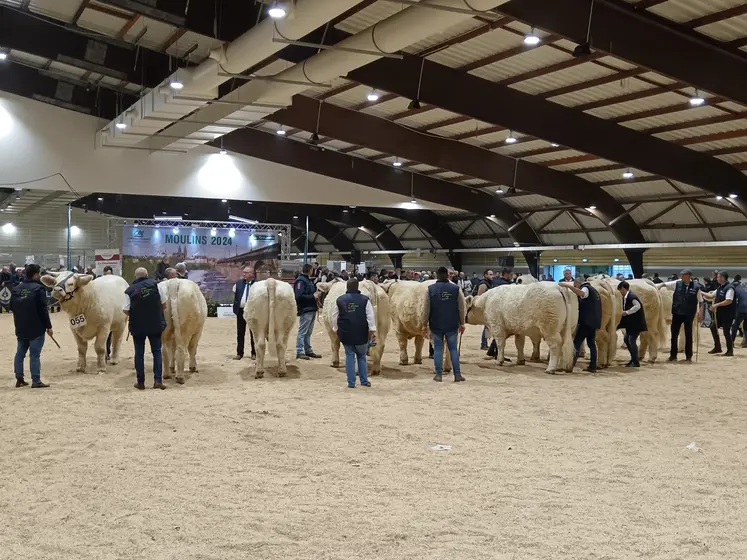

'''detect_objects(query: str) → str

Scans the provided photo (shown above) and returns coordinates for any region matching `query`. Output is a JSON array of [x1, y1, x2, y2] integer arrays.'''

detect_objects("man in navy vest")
[[294, 263, 321, 360], [424, 267, 466, 382], [702, 271, 736, 356], [561, 276, 602, 373], [332, 278, 377, 388], [731, 278, 747, 349], [124, 267, 168, 390], [662, 269, 703, 362], [233, 266, 256, 361], [10, 264, 53, 388], [617, 281, 647, 368]]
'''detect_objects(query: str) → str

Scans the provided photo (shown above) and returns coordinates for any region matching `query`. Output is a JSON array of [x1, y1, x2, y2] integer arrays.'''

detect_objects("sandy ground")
[[0, 311, 745, 560]]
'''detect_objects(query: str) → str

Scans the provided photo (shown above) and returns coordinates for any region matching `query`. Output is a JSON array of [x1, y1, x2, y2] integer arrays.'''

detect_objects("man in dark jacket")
[[12, 266, 24, 285], [703, 271, 736, 356], [10, 264, 52, 388], [561, 276, 602, 373], [617, 281, 647, 367], [154, 256, 170, 282], [731, 279, 747, 349], [332, 278, 377, 388], [472, 269, 494, 350], [424, 267, 466, 382], [233, 266, 256, 361], [663, 270, 702, 362], [294, 263, 321, 360], [124, 267, 167, 390]]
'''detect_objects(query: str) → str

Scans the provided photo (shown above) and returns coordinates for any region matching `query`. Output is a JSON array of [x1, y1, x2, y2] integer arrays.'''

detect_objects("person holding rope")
[[10, 264, 52, 388], [424, 266, 466, 383], [702, 271, 736, 356]]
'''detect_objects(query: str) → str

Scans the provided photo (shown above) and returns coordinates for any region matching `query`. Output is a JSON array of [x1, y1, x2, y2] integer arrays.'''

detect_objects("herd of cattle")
[[40, 271, 691, 383]]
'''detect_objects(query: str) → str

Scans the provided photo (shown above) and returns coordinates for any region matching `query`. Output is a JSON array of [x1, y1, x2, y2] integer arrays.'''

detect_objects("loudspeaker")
[[498, 256, 515, 268], [350, 250, 362, 265]]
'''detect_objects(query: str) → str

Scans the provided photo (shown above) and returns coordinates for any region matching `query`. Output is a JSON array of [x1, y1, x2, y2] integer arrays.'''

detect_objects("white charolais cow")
[[42, 272, 129, 374], [319, 279, 390, 375], [158, 279, 207, 384], [590, 277, 622, 368], [381, 280, 454, 372], [466, 282, 577, 373], [243, 278, 296, 379]]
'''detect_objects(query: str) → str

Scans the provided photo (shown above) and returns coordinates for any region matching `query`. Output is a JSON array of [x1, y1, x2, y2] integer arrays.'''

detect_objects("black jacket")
[[125, 278, 166, 337], [233, 278, 255, 315], [714, 282, 736, 322], [155, 261, 169, 282], [294, 274, 317, 316], [672, 280, 700, 318], [618, 291, 647, 333], [10, 279, 52, 340], [493, 277, 512, 288], [428, 280, 461, 334], [578, 282, 602, 330]]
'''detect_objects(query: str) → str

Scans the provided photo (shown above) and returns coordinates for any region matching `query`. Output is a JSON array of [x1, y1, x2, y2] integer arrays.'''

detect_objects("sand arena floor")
[[0, 311, 745, 560]]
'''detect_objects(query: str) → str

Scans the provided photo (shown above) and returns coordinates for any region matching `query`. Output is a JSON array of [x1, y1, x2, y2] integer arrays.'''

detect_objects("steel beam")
[[269, 95, 645, 244], [347, 55, 747, 198], [217, 129, 541, 247], [496, 0, 747, 106]]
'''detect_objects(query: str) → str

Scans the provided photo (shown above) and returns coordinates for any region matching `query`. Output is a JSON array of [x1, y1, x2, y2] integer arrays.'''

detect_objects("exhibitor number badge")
[[70, 314, 87, 329]]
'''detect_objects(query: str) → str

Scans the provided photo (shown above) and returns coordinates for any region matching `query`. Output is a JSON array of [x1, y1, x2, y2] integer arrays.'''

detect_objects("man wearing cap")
[[560, 275, 602, 373], [702, 271, 736, 356], [662, 269, 703, 362]]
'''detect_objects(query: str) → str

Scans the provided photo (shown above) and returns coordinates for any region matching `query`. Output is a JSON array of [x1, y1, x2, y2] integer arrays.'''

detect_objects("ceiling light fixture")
[[729, 193, 738, 199], [614, 258, 620, 262], [221, 199, 227, 203], [115, 122, 127, 130], [553, 258, 558, 263], [408, 58, 425, 110], [689, 90, 705, 106], [2, 223, 16, 233], [550, 142, 559, 148], [582, 257, 588, 262], [716, 195, 724, 200], [489, 214, 496, 218], [587, 205, 596, 211], [210, 228, 217, 236], [169, 78, 184, 90], [70, 225, 81, 236], [229, 228, 236, 238], [268, 2, 287, 19], [622, 170, 634, 179], [172, 227, 179, 234], [276, 127, 286, 136], [367, 90, 380, 102], [505, 132, 518, 144], [97, 197, 103, 201], [229, 215, 258, 224], [496, 188, 504, 194], [524, 28, 541, 46], [343, 209, 348, 213], [410, 198, 417, 204], [220, 149, 228, 155], [293, 215, 298, 219], [0, 52, 7, 61], [154, 215, 183, 221], [573, 0, 595, 58], [393, 158, 402, 167]]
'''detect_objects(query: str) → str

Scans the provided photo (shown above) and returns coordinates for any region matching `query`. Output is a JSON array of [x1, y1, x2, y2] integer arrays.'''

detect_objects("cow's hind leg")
[[94, 328, 108, 374], [188, 332, 201, 373], [544, 333, 563, 373], [530, 336, 542, 362], [330, 335, 341, 368], [414, 335, 425, 365], [175, 340, 186, 385], [515, 334, 526, 365], [397, 329, 409, 365], [255, 329, 267, 379], [162, 338, 173, 379], [109, 323, 124, 366]]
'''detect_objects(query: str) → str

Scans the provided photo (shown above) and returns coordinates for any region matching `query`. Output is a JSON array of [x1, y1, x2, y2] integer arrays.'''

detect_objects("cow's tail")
[[605, 286, 618, 365], [656, 290, 668, 350], [167, 279, 185, 367], [559, 286, 575, 371], [266, 278, 278, 356]]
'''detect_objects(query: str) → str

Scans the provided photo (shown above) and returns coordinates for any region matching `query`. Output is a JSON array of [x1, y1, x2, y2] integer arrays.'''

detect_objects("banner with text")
[[121, 226, 280, 304]]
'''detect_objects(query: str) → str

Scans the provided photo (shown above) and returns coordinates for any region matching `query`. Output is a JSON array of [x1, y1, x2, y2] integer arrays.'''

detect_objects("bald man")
[[124, 267, 168, 390]]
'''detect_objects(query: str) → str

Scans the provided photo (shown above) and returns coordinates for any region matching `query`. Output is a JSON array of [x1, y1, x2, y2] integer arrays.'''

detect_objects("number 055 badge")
[[70, 314, 87, 329]]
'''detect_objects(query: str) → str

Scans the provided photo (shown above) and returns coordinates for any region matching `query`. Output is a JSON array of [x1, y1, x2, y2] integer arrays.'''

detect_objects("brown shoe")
[[153, 382, 167, 390], [233, 355, 243, 360], [31, 381, 49, 388], [134, 383, 145, 390], [15, 379, 28, 388]]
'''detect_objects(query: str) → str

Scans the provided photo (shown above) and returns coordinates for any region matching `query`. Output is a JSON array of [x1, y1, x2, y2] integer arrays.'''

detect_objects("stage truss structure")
[[107, 218, 293, 260]]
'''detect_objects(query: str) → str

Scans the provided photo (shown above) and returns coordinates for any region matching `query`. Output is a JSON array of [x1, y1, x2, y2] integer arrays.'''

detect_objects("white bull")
[[466, 282, 577, 373], [244, 278, 296, 379], [381, 279, 455, 372], [159, 279, 207, 384], [319, 279, 390, 375], [42, 272, 129, 374]]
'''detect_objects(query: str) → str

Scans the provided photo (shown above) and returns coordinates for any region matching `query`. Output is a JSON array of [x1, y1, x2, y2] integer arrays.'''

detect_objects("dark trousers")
[[670, 313, 694, 359], [236, 312, 255, 357], [133, 333, 162, 384], [623, 330, 640, 365], [731, 312, 747, 347], [710, 315, 734, 353], [573, 324, 597, 369], [106, 332, 112, 359]]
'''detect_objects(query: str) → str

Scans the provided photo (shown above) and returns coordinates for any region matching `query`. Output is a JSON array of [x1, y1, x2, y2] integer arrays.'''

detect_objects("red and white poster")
[[95, 249, 121, 276]]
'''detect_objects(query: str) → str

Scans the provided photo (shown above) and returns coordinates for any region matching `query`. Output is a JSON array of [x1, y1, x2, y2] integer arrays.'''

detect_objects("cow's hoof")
[[255, 371, 264, 379], [189, 367, 198, 373], [444, 367, 452, 373], [399, 360, 409, 366], [545, 369, 558, 375], [76, 367, 86, 373], [414, 359, 422, 365], [109, 359, 119, 366], [331, 362, 340, 368], [648, 359, 657, 364], [170, 368, 176, 374], [164, 372, 172, 380], [370, 370, 381, 376], [517, 360, 526, 366], [175, 377, 185, 385], [278, 371, 287, 378]]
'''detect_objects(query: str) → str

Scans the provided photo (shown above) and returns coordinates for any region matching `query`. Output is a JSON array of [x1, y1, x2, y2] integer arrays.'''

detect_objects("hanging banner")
[[121, 225, 280, 304], [94, 249, 122, 276]]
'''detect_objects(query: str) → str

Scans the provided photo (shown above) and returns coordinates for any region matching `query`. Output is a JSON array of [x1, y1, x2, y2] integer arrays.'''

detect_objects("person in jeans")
[[617, 281, 647, 368], [332, 278, 376, 388], [424, 267, 466, 382], [561, 276, 602, 373], [294, 263, 321, 360], [124, 267, 167, 390], [10, 264, 52, 388]]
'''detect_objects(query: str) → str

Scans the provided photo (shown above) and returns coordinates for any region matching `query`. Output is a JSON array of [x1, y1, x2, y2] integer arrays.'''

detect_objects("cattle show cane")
[[48, 333, 61, 349]]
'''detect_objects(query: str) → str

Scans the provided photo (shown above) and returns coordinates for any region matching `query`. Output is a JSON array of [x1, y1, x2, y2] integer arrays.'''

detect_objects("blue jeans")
[[481, 327, 488, 348], [432, 331, 460, 376], [296, 311, 316, 355], [133, 333, 163, 384], [14, 334, 45, 384], [344, 343, 368, 387]]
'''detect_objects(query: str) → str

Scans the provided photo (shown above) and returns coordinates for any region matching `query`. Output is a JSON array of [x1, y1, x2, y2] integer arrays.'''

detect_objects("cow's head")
[[41, 272, 94, 302], [379, 278, 399, 294], [464, 293, 487, 326]]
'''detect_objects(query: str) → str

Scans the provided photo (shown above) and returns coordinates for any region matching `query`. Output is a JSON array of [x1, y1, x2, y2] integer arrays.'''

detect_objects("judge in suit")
[[617, 281, 647, 368], [232, 266, 256, 360]]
